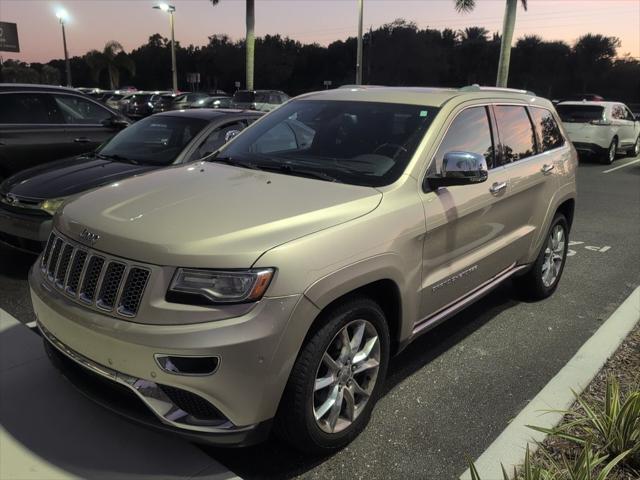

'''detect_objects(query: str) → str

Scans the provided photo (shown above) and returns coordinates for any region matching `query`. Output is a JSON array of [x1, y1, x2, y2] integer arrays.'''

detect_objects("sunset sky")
[[1, 0, 639, 63]]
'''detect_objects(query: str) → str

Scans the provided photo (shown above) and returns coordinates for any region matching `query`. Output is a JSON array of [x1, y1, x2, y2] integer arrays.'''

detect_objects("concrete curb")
[[459, 286, 640, 480]]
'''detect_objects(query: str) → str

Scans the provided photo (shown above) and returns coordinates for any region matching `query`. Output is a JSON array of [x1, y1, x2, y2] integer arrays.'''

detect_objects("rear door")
[[50, 93, 121, 156], [494, 104, 566, 265], [419, 105, 513, 319], [0, 91, 68, 177]]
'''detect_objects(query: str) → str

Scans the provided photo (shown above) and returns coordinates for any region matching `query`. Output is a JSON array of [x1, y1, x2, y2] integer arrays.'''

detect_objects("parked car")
[[149, 92, 179, 113], [189, 95, 232, 109], [169, 92, 210, 110], [0, 84, 130, 183], [119, 92, 156, 119], [0, 109, 262, 253], [231, 89, 289, 111], [557, 101, 640, 163], [104, 91, 132, 109], [31, 86, 577, 452]]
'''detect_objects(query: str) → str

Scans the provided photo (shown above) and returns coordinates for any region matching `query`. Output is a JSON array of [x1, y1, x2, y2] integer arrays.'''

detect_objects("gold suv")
[[30, 86, 577, 453]]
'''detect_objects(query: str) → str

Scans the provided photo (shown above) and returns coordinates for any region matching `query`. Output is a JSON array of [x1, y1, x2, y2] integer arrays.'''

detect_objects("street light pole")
[[154, 3, 178, 92], [356, 0, 363, 85], [56, 9, 72, 87]]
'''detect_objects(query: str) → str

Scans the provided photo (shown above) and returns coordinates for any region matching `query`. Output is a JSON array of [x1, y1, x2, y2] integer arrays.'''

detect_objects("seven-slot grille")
[[40, 231, 150, 317]]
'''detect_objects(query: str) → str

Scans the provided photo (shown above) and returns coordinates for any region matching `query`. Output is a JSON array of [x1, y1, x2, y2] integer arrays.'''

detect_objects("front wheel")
[[515, 213, 569, 300], [275, 297, 390, 453]]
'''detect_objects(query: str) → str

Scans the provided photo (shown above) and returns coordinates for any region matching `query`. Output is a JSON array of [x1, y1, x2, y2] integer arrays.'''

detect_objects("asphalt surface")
[[1, 153, 639, 479]]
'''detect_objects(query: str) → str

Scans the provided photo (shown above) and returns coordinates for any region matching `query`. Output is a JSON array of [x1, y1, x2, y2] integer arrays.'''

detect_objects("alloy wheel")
[[541, 224, 566, 288], [634, 137, 640, 157], [313, 319, 380, 434], [609, 140, 616, 163]]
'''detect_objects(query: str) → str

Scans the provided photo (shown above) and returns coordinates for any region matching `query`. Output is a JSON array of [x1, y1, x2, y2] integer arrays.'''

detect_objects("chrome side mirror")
[[428, 151, 488, 189], [224, 129, 241, 142]]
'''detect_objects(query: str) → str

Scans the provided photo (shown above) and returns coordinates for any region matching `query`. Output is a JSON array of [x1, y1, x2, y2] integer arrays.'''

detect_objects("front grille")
[[159, 385, 224, 421], [40, 231, 151, 317]]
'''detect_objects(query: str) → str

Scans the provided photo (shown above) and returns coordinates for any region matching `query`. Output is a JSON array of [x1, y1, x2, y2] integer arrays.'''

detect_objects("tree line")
[[1, 19, 638, 103]]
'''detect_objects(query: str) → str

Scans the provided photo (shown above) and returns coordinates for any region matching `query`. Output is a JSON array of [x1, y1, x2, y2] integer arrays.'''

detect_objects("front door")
[[419, 105, 516, 321]]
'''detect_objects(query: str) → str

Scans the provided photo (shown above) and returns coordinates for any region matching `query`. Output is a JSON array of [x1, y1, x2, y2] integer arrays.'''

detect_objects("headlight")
[[169, 268, 274, 304], [40, 198, 67, 215]]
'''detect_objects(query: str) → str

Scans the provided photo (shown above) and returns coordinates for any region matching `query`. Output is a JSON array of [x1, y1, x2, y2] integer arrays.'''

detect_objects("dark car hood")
[[2, 156, 158, 200]]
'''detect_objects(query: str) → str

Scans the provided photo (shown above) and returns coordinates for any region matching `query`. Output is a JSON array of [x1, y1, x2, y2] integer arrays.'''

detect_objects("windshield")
[[98, 115, 208, 166], [217, 100, 438, 187], [556, 105, 604, 123]]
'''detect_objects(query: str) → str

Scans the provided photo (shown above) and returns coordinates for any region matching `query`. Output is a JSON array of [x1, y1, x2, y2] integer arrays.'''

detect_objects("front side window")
[[430, 106, 495, 173], [530, 107, 565, 152], [54, 95, 113, 124], [217, 100, 439, 187], [494, 105, 536, 163], [98, 115, 208, 166], [0, 93, 60, 124], [191, 121, 247, 160]]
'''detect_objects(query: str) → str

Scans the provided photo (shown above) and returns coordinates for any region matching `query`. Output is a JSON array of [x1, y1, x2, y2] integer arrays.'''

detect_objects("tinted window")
[[98, 115, 208, 166], [556, 104, 604, 122], [530, 107, 564, 152], [233, 91, 255, 103], [192, 121, 246, 159], [494, 105, 536, 163], [431, 106, 495, 173], [0, 93, 60, 124], [54, 95, 113, 124], [218, 100, 438, 187]]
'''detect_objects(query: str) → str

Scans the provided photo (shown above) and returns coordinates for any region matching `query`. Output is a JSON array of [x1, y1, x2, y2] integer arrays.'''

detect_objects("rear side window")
[[53, 95, 113, 124], [493, 105, 536, 163], [431, 106, 495, 173], [556, 104, 604, 123], [0, 93, 60, 124], [529, 107, 564, 152]]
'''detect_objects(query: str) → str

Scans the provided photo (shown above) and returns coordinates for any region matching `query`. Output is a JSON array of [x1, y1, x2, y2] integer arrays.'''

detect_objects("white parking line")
[[602, 158, 640, 173]]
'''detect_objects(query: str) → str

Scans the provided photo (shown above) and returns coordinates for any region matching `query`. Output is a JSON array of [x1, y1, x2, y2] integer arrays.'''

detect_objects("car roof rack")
[[460, 84, 536, 96]]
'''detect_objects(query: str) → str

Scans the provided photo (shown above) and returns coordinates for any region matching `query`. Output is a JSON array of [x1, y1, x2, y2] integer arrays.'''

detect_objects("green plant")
[[466, 442, 629, 480], [530, 377, 640, 460]]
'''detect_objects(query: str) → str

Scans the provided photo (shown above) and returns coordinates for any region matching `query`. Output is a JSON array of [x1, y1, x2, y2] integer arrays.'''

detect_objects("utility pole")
[[169, 9, 177, 91], [56, 9, 72, 87], [356, 0, 363, 85], [367, 25, 373, 84]]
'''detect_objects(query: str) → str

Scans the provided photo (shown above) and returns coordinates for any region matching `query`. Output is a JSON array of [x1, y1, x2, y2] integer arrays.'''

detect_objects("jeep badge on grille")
[[79, 228, 100, 246]]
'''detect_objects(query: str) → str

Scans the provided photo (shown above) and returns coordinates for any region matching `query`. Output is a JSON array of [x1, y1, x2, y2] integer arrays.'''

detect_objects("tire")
[[274, 297, 390, 454], [602, 138, 617, 164], [514, 212, 569, 301], [629, 135, 640, 158]]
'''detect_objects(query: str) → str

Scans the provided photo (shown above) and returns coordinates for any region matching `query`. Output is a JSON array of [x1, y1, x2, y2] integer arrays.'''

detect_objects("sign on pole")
[[0, 22, 20, 53]]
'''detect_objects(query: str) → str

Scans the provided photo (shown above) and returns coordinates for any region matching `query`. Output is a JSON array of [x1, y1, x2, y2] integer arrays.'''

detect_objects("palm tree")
[[84, 41, 135, 89], [454, 0, 528, 87], [211, 0, 255, 90]]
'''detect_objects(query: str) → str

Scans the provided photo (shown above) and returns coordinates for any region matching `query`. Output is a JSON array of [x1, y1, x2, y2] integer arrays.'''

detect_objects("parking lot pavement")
[[1, 154, 638, 480]]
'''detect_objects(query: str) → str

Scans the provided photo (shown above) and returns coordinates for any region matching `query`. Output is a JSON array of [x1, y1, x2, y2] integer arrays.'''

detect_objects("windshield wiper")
[[97, 153, 139, 165], [208, 155, 262, 171], [258, 163, 342, 183]]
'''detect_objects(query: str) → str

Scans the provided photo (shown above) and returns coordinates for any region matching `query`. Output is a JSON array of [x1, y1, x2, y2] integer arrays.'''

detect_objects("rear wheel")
[[629, 135, 640, 158], [515, 213, 569, 300], [275, 297, 389, 454], [602, 138, 617, 164]]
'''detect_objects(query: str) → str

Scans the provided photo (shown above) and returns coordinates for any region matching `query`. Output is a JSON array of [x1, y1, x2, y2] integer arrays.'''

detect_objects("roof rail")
[[460, 84, 536, 96]]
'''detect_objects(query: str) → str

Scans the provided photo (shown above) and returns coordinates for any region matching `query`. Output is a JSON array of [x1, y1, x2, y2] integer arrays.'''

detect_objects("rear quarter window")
[[530, 107, 565, 152]]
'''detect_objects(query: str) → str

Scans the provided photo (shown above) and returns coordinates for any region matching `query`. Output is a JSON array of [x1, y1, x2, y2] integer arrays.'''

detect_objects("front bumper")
[[30, 264, 320, 444], [0, 206, 51, 253]]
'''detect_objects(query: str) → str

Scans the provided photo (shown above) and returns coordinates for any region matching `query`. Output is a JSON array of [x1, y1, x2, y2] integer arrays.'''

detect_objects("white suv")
[[557, 101, 640, 164]]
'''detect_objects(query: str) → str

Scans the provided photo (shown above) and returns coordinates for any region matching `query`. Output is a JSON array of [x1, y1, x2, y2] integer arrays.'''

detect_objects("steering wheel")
[[373, 143, 408, 157]]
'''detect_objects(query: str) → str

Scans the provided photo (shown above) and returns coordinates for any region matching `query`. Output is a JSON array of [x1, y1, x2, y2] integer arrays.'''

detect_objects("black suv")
[[0, 84, 129, 182]]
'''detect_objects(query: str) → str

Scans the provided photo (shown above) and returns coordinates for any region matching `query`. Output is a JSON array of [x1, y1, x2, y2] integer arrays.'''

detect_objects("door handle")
[[74, 137, 91, 143], [541, 164, 555, 174], [489, 181, 507, 194]]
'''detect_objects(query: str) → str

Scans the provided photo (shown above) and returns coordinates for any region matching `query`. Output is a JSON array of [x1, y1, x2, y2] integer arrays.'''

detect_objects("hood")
[[2, 156, 157, 200], [57, 162, 382, 268]]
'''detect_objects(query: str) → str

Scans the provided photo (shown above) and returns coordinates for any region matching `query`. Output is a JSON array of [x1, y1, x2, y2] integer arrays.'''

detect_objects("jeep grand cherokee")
[[30, 85, 577, 453]]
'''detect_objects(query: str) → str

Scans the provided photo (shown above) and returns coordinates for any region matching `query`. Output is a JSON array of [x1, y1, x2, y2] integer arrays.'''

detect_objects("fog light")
[[155, 354, 219, 376]]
